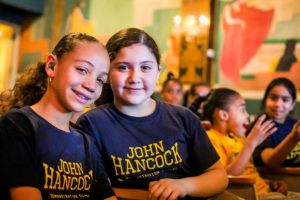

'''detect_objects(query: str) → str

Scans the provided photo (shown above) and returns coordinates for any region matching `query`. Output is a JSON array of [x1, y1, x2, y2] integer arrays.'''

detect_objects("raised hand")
[[245, 114, 277, 149], [291, 120, 300, 141]]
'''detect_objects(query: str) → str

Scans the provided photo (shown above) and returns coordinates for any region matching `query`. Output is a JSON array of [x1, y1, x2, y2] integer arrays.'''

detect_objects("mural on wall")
[[215, 0, 300, 89], [18, 0, 180, 86], [65, 0, 96, 36]]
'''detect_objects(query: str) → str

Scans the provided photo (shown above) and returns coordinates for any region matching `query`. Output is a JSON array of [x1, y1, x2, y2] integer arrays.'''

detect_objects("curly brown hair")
[[0, 32, 101, 115], [0, 62, 48, 115]]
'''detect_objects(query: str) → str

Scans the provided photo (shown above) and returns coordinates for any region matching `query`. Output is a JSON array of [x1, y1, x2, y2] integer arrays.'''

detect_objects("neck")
[[211, 121, 229, 136], [31, 93, 73, 132], [114, 98, 156, 117]]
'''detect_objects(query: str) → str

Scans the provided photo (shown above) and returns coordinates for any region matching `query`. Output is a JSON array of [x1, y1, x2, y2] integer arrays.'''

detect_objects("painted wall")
[[18, 0, 180, 73]]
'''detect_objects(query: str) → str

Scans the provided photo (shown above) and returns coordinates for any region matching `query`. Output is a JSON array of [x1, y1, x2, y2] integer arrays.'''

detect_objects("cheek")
[[145, 76, 157, 88], [109, 73, 122, 87], [94, 87, 103, 99], [285, 103, 294, 111]]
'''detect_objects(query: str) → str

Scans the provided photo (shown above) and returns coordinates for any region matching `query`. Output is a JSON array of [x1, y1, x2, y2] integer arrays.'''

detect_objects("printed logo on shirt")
[[286, 142, 300, 163], [111, 140, 183, 176], [43, 159, 93, 191]]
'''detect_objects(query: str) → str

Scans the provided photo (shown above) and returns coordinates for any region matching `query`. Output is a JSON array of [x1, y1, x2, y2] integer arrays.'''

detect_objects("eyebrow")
[[269, 94, 291, 98], [74, 59, 94, 67], [114, 61, 155, 65], [75, 59, 108, 76], [99, 72, 108, 77], [239, 102, 246, 107]]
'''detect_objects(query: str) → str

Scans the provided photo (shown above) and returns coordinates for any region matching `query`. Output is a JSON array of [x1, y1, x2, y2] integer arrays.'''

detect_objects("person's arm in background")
[[261, 120, 300, 168], [227, 115, 276, 175]]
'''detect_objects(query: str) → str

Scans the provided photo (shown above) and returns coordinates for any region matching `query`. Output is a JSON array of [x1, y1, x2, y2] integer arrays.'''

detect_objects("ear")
[[217, 109, 229, 121], [156, 65, 163, 80], [291, 101, 296, 111], [45, 54, 57, 77]]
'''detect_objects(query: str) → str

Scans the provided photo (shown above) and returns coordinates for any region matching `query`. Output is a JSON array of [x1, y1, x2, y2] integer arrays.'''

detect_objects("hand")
[[269, 180, 288, 195], [291, 120, 300, 141], [246, 114, 277, 149], [148, 178, 186, 200]]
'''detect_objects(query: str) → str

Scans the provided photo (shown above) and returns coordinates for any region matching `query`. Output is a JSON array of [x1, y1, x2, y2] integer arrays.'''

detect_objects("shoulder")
[[0, 107, 31, 125], [286, 116, 298, 125], [81, 103, 113, 120], [156, 101, 202, 130], [87, 103, 112, 115], [0, 107, 36, 146], [157, 101, 198, 119]]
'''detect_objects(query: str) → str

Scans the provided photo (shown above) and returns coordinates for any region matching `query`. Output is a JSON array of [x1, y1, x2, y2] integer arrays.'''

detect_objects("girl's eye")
[[240, 107, 246, 113], [282, 97, 292, 103], [77, 67, 88, 75], [141, 65, 152, 71], [96, 79, 105, 86], [269, 95, 278, 101], [118, 65, 129, 71]]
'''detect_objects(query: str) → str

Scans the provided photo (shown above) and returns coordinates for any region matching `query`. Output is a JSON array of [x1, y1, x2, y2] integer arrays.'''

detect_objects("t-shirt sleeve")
[[186, 112, 220, 173], [76, 113, 101, 145], [0, 111, 40, 189], [207, 133, 229, 167], [78, 115, 115, 198], [253, 136, 273, 166]]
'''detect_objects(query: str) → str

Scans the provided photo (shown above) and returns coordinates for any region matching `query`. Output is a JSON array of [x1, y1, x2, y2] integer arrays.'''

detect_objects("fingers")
[[148, 180, 181, 200], [256, 114, 266, 125], [275, 181, 288, 195], [261, 121, 277, 136], [294, 120, 300, 129]]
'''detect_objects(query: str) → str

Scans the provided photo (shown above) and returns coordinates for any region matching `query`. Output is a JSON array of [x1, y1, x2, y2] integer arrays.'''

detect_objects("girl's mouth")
[[243, 124, 249, 130]]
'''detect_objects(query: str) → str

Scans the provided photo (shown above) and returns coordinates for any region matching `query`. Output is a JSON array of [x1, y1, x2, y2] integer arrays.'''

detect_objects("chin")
[[70, 103, 87, 113]]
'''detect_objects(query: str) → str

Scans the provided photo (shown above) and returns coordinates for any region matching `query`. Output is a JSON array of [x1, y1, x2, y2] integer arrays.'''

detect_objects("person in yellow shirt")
[[202, 88, 291, 199]]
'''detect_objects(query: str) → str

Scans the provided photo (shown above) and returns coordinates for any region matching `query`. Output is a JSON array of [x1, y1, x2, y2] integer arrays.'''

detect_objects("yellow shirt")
[[207, 129, 270, 195]]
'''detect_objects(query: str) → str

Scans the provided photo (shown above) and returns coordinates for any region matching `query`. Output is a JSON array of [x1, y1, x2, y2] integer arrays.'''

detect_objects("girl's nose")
[[128, 69, 141, 83], [83, 77, 96, 93], [274, 98, 283, 107]]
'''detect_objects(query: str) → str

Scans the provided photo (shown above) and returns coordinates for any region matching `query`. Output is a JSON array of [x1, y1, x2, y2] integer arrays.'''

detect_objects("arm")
[[226, 115, 276, 175], [148, 161, 228, 199], [10, 187, 42, 200], [104, 196, 118, 200], [261, 120, 300, 168]]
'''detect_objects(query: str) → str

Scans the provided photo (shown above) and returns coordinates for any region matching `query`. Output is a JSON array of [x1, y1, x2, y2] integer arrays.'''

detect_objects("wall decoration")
[[215, 0, 300, 89]]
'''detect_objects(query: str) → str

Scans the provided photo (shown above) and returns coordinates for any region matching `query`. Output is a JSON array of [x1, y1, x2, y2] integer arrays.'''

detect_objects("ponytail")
[[0, 62, 48, 115]]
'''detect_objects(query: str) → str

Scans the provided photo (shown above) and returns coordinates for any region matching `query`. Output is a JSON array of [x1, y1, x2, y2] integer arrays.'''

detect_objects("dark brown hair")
[[0, 32, 101, 114]]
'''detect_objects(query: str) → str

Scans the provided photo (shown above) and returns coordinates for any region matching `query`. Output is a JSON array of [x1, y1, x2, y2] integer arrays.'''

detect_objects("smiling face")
[[226, 95, 249, 137], [50, 41, 109, 112], [265, 85, 295, 123], [109, 44, 160, 108], [161, 80, 183, 105]]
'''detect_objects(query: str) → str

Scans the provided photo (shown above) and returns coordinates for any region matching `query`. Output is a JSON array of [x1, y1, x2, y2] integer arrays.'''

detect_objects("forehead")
[[195, 86, 210, 93], [269, 85, 292, 97], [115, 44, 157, 62], [165, 81, 182, 89], [229, 95, 245, 107], [59, 42, 109, 71]]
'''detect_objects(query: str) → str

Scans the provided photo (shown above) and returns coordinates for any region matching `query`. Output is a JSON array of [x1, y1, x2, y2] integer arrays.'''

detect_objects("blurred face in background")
[[265, 85, 295, 123], [161, 80, 183, 106], [189, 85, 211, 105]]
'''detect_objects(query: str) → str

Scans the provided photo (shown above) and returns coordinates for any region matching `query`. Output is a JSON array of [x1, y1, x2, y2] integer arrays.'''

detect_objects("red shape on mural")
[[220, 1, 274, 83]]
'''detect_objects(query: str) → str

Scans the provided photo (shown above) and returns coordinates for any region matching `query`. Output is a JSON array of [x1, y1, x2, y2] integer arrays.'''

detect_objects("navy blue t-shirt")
[[253, 115, 300, 167], [0, 107, 114, 200], [77, 101, 219, 190]]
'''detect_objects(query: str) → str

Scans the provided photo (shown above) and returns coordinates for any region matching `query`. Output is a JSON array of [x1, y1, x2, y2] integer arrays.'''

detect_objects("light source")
[[172, 14, 210, 41]]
